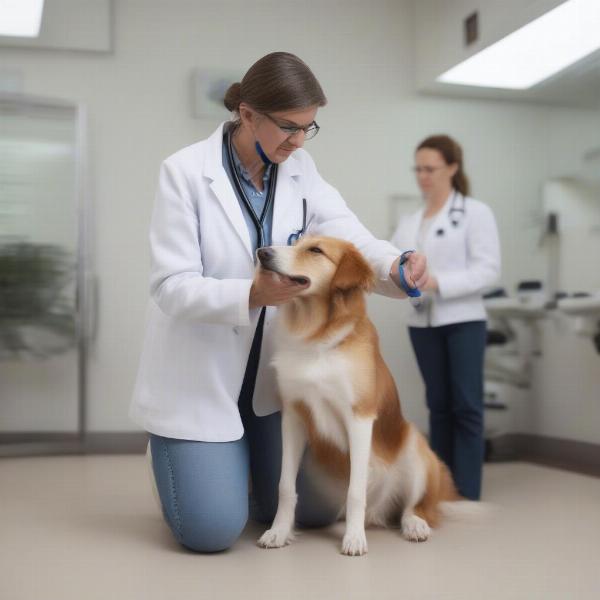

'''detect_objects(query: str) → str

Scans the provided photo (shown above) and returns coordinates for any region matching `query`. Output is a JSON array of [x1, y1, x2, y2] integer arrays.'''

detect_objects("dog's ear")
[[331, 245, 375, 293]]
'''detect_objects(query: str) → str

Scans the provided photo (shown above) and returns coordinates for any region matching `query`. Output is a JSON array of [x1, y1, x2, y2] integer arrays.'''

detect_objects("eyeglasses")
[[412, 166, 446, 175], [262, 112, 320, 140]]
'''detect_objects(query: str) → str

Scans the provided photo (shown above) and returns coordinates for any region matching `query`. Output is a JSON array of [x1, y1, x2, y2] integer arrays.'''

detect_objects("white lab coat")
[[130, 123, 406, 442], [390, 194, 501, 328]]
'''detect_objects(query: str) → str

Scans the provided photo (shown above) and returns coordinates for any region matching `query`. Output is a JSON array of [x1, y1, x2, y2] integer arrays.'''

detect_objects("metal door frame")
[[0, 92, 92, 457]]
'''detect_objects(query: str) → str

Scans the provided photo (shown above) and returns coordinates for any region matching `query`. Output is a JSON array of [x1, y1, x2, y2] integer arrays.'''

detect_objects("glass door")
[[0, 94, 89, 455]]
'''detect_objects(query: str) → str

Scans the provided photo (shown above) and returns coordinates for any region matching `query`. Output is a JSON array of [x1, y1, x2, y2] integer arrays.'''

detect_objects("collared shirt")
[[222, 127, 275, 253]]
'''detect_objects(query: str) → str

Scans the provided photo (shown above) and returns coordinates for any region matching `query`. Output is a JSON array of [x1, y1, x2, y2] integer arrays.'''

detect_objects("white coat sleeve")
[[435, 203, 501, 299], [149, 160, 253, 325], [303, 155, 406, 298]]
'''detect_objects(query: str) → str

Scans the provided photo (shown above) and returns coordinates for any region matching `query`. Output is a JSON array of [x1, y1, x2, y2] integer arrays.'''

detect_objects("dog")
[[256, 236, 465, 556]]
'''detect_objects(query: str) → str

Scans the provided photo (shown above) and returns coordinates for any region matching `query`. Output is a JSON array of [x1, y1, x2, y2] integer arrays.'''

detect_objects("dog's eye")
[[308, 246, 323, 254]]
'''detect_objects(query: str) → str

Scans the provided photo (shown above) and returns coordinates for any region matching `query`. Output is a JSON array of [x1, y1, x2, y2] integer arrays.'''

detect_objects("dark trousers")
[[409, 320, 487, 500]]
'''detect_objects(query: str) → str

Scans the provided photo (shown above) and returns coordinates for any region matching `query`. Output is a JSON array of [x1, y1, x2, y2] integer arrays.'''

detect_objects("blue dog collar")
[[398, 251, 421, 298]]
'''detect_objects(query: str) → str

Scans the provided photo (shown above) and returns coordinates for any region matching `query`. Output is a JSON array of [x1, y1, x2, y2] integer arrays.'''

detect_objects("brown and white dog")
[[256, 236, 464, 556]]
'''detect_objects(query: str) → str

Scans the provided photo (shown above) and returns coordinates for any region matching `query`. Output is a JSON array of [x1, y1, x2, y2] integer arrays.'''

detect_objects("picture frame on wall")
[[190, 68, 242, 120]]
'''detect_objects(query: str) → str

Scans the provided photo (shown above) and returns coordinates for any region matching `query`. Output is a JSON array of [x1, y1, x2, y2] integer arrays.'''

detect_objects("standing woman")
[[131, 52, 428, 553], [391, 135, 500, 500]]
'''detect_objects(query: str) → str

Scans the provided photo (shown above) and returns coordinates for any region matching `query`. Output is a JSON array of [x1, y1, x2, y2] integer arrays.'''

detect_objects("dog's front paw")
[[401, 514, 430, 542], [257, 527, 295, 549], [341, 529, 368, 556]]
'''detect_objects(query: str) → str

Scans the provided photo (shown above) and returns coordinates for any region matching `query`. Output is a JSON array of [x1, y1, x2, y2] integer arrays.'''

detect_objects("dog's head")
[[257, 236, 375, 297]]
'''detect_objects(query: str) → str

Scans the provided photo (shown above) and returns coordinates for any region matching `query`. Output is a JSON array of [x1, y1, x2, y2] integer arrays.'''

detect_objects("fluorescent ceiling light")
[[437, 0, 600, 89], [0, 0, 45, 38]]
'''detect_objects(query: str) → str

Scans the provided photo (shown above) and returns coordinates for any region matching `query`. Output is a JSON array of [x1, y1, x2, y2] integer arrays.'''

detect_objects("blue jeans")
[[409, 321, 487, 500], [150, 311, 340, 553]]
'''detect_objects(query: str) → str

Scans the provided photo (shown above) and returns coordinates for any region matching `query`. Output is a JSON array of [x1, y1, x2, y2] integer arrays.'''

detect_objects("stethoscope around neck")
[[434, 190, 466, 237], [287, 198, 307, 245], [225, 129, 278, 250], [225, 126, 309, 251]]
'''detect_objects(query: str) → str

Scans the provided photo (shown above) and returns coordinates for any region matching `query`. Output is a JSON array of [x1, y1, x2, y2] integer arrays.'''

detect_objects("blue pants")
[[150, 312, 340, 553], [409, 320, 487, 500]]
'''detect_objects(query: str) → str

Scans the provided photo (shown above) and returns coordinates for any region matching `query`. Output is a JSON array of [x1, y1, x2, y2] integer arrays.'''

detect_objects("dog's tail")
[[439, 499, 496, 521], [435, 454, 495, 522], [417, 430, 496, 525]]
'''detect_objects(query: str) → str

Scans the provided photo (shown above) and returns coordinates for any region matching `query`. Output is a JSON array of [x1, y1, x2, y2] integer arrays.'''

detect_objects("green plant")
[[0, 242, 76, 360]]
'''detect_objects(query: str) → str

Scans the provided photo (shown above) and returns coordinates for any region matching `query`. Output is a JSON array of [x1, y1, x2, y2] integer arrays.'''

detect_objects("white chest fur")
[[271, 327, 356, 452]]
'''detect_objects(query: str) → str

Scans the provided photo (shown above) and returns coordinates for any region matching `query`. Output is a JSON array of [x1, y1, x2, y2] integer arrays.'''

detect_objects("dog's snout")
[[257, 246, 275, 266]]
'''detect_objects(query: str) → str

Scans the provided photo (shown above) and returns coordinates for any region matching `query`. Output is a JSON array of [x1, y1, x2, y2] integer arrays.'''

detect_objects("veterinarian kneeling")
[[130, 52, 427, 554]]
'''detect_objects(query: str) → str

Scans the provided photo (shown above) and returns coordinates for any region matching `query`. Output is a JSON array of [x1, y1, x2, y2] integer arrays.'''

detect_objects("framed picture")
[[191, 68, 242, 119]]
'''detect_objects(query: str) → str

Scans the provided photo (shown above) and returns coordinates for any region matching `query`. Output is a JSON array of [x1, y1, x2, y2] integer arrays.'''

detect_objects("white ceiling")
[[529, 49, 600, 108], [414, 0, 600, 110], [422, 48, 600, 109]]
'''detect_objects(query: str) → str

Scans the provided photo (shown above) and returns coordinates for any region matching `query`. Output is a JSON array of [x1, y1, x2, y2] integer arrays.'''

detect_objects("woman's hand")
[[249, 267, 309, 309], [390, 252, 430, 292], [420, 274, 438, 292]]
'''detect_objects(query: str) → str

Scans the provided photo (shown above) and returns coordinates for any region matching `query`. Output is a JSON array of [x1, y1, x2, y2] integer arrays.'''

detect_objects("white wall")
[[1, 0, 599, 441], [543, 179, 600, 292]]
